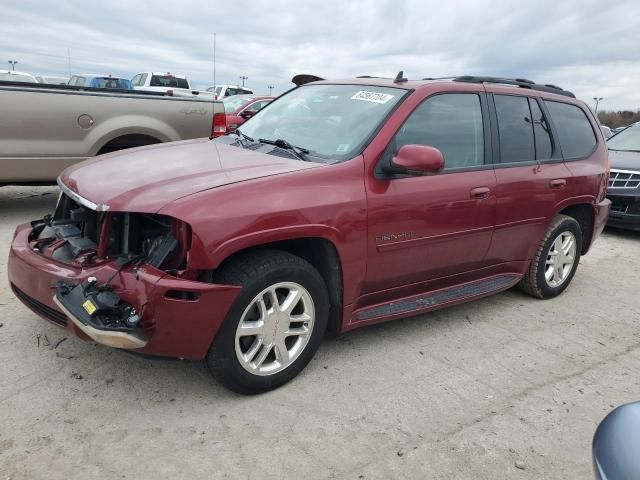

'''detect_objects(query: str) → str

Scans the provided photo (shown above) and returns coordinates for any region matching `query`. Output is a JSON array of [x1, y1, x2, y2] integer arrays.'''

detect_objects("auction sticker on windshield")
[[351, 91, 395, 104]]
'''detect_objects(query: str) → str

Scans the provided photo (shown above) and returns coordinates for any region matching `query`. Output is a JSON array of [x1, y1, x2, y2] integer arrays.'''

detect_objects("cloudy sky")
[[2, 0, 639, 110]]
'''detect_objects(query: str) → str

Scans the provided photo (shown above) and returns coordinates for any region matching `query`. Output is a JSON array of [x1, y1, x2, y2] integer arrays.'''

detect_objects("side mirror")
[[593, 402, 640, 480], [239, 109, 257, 119], [385, 144, 444, 176]]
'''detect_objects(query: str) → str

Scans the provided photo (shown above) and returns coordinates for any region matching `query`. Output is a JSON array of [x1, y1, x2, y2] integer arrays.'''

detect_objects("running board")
[[354, 274, 520, 322]]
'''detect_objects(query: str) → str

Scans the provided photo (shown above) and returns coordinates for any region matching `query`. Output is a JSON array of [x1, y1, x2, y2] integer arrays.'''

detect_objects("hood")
[[609, 149, 640, 171], [59, 138, 321, 212]]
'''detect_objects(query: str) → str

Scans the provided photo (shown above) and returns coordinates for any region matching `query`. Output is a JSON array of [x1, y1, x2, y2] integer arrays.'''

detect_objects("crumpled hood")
[[609, 149, 640, 171], [59, 138, 320, 212]]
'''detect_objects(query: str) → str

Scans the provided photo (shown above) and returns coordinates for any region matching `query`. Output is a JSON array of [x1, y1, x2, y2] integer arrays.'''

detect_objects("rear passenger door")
[[485, 93, 573, 265]]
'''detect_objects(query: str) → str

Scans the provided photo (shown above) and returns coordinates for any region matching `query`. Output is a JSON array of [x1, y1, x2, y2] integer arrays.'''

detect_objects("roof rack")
[[453, 76, 575, 98]]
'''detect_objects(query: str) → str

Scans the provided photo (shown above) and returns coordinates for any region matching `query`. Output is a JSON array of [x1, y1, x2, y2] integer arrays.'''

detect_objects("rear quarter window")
[[545, 101, 597, 159]]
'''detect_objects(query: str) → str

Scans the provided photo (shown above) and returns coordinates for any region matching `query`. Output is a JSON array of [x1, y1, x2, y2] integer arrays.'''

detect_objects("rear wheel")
[[206, 250, 329, 394], [519, 215, 583, 299]]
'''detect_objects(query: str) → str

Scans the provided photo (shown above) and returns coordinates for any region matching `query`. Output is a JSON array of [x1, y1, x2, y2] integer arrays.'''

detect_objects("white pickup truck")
[[131, 72, 214, 100], [0, 81, 226, 184]]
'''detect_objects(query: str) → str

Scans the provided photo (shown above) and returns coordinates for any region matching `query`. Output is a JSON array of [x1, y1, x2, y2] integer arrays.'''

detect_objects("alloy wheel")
[[544, 231, 577, 288], [235, 282, 315, 376]]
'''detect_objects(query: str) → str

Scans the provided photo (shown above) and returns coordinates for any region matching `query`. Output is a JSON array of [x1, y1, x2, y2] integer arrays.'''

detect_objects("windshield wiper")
[[258, 138, 310, 161], [230, 129, 256, 148], [609, 148, 640, 152]]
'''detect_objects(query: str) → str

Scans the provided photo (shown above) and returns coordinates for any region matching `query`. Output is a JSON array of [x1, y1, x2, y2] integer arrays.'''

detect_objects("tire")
[[518, 215, 583, 299], [206, 250, 329, 394]]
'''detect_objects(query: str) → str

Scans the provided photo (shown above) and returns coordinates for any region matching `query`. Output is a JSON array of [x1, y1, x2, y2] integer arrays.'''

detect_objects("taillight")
[[166, 89, 174, 96], [211, 112, 227, 138]]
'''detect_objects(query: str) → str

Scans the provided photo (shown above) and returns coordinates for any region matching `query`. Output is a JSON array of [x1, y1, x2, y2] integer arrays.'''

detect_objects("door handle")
[[550, 179, 567, 189], [470, 187, 491, 199]]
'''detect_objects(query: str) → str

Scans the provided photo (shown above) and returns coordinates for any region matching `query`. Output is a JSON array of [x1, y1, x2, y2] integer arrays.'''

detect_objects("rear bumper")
[[8, 223, 241, 359]]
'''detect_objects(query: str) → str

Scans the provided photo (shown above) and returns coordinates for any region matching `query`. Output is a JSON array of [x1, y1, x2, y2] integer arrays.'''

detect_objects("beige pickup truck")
[[0, 81, 225, 184]]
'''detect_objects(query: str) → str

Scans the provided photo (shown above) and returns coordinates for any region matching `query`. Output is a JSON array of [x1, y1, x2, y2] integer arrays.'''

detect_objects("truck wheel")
[[206, 250, 329, 394], [518, 215, 583, 299]]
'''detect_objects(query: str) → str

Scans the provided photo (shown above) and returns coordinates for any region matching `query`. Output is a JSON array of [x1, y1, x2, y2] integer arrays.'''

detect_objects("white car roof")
[[146, 72, 188, 79]]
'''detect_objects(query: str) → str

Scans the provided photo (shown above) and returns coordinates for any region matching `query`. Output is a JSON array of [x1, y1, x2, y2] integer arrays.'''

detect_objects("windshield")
[[150, 75, 190, 89], [223, 96, 255, 112], [238, 84, 406, 162], [608, 124, 640, 152]]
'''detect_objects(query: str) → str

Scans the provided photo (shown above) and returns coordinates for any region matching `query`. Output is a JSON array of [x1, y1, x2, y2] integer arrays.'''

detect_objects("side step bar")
[[355, 274, 521, 322]]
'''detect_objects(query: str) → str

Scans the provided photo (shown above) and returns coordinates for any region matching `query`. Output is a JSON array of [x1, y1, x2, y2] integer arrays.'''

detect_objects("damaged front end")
[[29, 190, 192, 349]]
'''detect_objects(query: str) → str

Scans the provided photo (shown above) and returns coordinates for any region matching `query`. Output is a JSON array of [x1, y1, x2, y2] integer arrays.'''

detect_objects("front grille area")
[[11, 284, 68, 326], [609, 169, 640, 189]]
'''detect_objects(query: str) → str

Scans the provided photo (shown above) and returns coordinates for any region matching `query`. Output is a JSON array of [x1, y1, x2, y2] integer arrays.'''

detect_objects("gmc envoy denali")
[[8, 74, 610, 393]]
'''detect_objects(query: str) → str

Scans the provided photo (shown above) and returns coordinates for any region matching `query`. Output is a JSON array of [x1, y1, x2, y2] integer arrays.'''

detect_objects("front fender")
[[188, 224, 343, 270]]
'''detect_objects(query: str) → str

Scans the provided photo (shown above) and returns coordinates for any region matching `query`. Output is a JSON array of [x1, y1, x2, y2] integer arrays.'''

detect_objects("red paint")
[[392, 144, 444, 174], [9, 79, 609, 359]]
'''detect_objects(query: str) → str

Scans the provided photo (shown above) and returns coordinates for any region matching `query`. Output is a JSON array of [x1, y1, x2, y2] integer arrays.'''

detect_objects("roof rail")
[[453, 75, 575, 98]]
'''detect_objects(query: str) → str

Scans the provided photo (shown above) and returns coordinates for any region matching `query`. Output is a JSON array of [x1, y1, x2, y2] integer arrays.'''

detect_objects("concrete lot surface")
[[1, 186, 639, 480]]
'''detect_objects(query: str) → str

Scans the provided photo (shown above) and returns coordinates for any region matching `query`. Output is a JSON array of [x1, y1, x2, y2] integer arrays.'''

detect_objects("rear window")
[[545, 101, 597, 159], [89, 77, 132, 89], [150, 75, 189, 89], [223, 96, 254, 112]]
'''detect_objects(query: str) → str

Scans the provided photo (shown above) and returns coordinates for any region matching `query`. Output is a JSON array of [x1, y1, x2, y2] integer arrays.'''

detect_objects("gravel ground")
[[1, 185, 639, 480]]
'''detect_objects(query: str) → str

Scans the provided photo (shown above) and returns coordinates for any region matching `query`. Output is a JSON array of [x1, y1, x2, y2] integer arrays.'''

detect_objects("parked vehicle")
[[605, 122, 640, 230], [0, 70, 37, 83], [223, 95, 274, 132], [36, 75, 69, 85], [0, 81, 226, 183], [593, 402, 640, 479], [206, 84, 254, 99], [132, 71, 214, 99], [600, 125, 614, 138], [8, 74, 609, 394], [68, 74, 133, 90]]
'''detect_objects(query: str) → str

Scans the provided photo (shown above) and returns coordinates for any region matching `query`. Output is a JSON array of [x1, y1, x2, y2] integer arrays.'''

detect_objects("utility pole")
[[268, 85, 274, 95], [593, 97, 604, 114], [240, 75, 248, 87], [8, 60, 17, 71]]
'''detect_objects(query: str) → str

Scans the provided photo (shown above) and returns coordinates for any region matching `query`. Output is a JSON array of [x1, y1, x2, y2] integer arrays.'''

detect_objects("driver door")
[[364, 92, 497, 294]]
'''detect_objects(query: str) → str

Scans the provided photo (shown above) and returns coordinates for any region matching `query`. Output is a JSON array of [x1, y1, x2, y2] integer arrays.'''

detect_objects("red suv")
[[8, 74, 610, 393]]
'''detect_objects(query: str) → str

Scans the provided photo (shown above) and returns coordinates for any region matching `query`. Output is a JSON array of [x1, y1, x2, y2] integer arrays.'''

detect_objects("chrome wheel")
[[544, 231, 577, 288], [235, 282, 315, 376]]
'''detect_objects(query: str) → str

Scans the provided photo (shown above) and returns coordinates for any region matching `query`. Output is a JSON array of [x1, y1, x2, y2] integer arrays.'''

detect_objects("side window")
[[494, 95, 535, 163], [140, 73, 148, 86], [68, 76, 76, 86], [530, 99, 553, 159], [545, 101, 597, 159], [76, 76, 85, 87], [390, 93, 485, 170], [131, 74, 141, 86]]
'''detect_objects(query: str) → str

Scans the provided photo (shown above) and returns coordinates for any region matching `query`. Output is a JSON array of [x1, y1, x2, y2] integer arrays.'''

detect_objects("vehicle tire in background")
[[518, 214, 583, 299], [206, 250, 329, 394]]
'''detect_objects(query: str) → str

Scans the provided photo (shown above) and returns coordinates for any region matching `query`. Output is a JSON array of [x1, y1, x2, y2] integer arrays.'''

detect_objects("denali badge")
[[376, 232, 412, 242]]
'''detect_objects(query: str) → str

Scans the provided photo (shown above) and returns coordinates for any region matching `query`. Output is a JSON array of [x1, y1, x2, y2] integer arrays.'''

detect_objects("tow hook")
[[53, 279, 147, 349]]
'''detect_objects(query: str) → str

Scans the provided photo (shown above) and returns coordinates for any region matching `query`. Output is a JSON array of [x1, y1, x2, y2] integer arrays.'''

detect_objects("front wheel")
[[206, 250, 329, 394]]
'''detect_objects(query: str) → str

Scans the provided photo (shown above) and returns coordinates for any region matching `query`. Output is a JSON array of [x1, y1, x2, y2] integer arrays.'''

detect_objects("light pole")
[[239, 75, 248, 87], [593, 97, 603, 114], [267, 85, 274, 95], [8, 60, 17, 71]]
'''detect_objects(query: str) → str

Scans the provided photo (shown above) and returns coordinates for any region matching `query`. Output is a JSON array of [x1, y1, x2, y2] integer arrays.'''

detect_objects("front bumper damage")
[[9, 222, 241, 360]]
